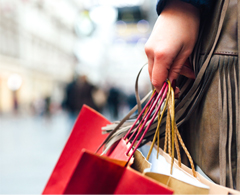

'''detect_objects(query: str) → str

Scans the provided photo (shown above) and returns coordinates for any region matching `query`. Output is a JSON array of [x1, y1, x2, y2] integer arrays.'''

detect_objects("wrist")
[[160, 0, 200, 36], [163, 0, 200, 19]]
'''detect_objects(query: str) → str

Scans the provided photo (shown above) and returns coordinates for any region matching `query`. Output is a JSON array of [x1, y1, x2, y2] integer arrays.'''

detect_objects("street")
[[0, 111, 71, 194]]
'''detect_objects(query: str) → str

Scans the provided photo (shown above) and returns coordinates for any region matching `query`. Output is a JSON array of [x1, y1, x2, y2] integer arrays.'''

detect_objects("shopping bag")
[[60, 149, 174, 194], [43, 105, 111, 194], [168, 150, 240, 194], [143, 145, 240, 195], [138, 145, 210, 194], [42, 104, 173, 194], [104, 138, 134, 163]]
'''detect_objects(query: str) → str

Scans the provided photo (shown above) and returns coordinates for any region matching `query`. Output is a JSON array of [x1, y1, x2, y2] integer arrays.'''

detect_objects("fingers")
[[145, 43, 175, 92], [147, 56, 154, 82], [179, 64, 195, 79], [168, 51, 190, 84], [174, 87, 180, 99], [146, 49, 195, 94], [151, 52, 172, 92], [181, 58, 195, 79]]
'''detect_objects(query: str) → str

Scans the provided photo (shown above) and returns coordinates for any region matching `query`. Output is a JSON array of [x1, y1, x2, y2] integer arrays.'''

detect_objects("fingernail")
[[172, 79, 176, 91]]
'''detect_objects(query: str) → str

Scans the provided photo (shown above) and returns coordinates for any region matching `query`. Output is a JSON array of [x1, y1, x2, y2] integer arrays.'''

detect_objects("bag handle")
[[165, 91, 197, 177], [146, 82, 197, 177], [124, 80, 197, 177], [123, 82, 169, 162]]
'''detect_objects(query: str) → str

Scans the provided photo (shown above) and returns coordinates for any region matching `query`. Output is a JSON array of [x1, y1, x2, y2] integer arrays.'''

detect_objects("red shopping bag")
[[43, 105, 173, 194], [43, 105, 111, 194], [54, 149, 173, 194]]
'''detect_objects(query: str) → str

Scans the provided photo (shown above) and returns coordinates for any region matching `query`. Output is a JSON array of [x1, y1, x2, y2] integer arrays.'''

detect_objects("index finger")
[[151, 55, 172, 92]]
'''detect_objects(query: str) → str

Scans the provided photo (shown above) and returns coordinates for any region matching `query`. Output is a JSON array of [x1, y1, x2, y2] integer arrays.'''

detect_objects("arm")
[[145, 0, 200, 92]]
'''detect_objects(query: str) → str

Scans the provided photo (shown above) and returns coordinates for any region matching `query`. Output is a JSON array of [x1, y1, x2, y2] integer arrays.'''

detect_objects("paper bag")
[[42, 105, 173, 194], [139, 145, 240, 195], [135, 145, 210, 194], [61, 149, 174, 194], [43, 105, 111, 194]]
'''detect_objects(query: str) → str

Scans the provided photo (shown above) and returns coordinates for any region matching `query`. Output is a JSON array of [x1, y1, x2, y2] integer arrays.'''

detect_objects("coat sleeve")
[[156, 0, 213, 15]]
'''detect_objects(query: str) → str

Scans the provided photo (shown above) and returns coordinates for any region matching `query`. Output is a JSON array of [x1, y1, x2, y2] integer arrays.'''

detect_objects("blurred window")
[[117, 6, 146, 23]]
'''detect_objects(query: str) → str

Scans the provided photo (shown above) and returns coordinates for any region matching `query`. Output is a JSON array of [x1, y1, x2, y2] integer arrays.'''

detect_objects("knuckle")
[[154, 49, 170, 63], [151, 78, 161, 89], [144, 45, 152, 55]]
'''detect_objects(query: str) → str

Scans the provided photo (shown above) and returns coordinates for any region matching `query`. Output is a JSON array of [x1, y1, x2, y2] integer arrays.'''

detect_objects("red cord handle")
[[125, 82, 169, 162]]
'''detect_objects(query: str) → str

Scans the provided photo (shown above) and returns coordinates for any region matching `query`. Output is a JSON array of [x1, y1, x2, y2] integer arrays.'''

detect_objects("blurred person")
[[12, 91, 19, 113], [62, 75, 99, 128], [44, 96, 51, 118], [106, 87, 121, 121], [145, 0, 239, 189]]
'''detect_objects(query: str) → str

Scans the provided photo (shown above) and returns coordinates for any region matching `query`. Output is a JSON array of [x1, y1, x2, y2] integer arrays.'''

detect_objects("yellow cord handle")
[[146, 81, 171, 160], [147, 80, 197, 177]]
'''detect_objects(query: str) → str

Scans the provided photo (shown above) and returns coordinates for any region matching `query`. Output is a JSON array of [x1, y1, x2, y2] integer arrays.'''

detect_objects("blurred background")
[[0, 0, 158, 193]]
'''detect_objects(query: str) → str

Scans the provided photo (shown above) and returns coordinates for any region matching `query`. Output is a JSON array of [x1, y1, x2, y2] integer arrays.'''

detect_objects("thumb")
[[168, 54, 193, 83], [179, 59, 195, 79]]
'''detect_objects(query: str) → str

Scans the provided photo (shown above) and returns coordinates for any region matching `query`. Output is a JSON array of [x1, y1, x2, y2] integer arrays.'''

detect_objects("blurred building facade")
[[0, 0, 78, 113], [0, 0, 158, 114]]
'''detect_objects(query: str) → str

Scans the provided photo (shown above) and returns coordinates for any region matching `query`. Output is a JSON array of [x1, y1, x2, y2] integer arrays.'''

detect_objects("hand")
[[145, 0, 200, 92]]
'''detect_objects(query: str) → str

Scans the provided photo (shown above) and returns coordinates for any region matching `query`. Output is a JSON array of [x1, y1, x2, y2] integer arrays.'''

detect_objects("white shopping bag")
[[138, 144, 240, 195]]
